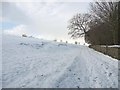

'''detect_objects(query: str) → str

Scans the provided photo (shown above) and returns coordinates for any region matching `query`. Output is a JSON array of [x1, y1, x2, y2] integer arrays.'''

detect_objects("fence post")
[[106, 45, 108, 54]]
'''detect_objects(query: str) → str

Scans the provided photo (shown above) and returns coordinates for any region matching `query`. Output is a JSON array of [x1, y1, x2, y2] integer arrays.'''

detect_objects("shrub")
[[54, 39, 57, 42], [75, 41, 77, 44], [22, 34, 27, 37]]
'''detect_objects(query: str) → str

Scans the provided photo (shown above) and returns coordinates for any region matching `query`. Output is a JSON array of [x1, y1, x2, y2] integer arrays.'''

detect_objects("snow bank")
[[1, 34, 118, 88], [101, 45, 120, 48]]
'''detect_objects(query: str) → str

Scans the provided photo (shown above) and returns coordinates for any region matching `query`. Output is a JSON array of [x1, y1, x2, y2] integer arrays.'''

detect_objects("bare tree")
[[67, 13, 91, 39], [90, 1, 118, 44]]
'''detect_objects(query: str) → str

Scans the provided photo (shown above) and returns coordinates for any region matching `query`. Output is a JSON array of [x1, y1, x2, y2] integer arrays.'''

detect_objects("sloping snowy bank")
[[2, 34, 118, 88]]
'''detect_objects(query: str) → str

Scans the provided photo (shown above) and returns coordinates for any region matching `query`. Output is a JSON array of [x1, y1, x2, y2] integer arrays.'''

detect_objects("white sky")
[[1, 0, 92, 44]]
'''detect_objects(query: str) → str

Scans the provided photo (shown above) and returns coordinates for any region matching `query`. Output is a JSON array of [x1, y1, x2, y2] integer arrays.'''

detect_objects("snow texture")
[[2, 34, 118, 88], [101, 45, 120, 48]]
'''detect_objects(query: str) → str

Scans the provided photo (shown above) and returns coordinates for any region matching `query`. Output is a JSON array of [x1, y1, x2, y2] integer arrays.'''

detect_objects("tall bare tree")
[[67, 13, 91, 39], [90, 1, 118, 44]]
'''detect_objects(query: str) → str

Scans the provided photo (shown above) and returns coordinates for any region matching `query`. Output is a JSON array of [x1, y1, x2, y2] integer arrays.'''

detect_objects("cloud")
[[2, 2, 32, 24], [3, 25, 28, 36], [2, 1, 89, 44]]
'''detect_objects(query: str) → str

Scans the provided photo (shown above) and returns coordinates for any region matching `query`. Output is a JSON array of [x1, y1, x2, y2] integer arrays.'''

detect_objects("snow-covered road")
[[2, 34, 118, 88]]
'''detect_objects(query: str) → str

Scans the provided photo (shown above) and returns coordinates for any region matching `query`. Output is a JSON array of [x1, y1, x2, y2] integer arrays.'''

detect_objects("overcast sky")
[[1, 0, 92, 44]]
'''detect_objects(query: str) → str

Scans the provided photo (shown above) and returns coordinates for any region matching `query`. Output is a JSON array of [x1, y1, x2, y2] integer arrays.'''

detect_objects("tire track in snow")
[[49, 46, 118, 88], [52, 49, 92, 88], [83, 47, 118, 88]]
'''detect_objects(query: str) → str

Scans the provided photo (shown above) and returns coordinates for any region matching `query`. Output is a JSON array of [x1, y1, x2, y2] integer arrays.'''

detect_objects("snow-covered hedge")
[[89, 45, 120, 60]]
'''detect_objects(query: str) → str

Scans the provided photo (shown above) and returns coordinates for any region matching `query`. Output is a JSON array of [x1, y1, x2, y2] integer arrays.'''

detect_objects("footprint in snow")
[[93, 79, 96, 82], [106, 67, 109, 69], [78, 78, 80, 80], [41, 74, 44, 76], [56, 85, 59, 88], [105, 72, 107, 74], [20, 43, 29, 46], [93, 77, 97, 82], [95, 77, 98, 79], [119, 68, 120, 71], [109, 73, 112, 77]]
